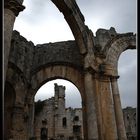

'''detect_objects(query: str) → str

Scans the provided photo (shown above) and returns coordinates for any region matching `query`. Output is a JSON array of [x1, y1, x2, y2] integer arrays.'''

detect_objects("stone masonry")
[[34, 83, 84, 140], [34, 84, 136, 140], [4, 0, 136, 139]]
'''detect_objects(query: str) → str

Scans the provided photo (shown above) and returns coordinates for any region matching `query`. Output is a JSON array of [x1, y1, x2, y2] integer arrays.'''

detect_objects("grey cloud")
[[76, 0, 136, 33]]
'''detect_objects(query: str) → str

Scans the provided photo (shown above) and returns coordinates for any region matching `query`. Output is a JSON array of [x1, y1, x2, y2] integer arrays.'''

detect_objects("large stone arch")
[[104, 34, 136, 75], [4, 1, 137, 140], [29, 65, 89, 139], [51, 0, 89, 54], [30, 65, 85, 104]]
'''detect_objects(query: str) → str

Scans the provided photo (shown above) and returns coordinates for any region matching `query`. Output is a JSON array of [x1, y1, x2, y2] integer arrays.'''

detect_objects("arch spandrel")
[[31, 41, 84, 74], [103, 34, 136, 76]]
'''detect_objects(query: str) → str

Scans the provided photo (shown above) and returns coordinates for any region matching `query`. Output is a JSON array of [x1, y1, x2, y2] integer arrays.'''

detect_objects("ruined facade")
[[4, 0, 136, 140], [34, 84, 137, 140], [123, 107, 137, 140], [34, 83, 84, 140]]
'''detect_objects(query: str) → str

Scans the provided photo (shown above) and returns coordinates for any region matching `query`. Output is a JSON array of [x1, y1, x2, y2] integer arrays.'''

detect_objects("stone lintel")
[[4, 0, 25, 16]]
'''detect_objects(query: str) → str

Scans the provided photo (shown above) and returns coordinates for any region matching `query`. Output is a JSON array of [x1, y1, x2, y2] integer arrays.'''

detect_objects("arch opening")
[[34, 79, 84, 140], [118, 50, 137, 109]]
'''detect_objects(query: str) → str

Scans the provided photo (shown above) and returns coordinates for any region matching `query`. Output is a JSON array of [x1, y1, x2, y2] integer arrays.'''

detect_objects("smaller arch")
[[103, 33, 136, 55], [103, 34, 136, 76]]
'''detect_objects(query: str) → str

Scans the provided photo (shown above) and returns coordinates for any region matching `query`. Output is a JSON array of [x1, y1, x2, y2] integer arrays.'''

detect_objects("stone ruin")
[[4, 0, 136, 140]]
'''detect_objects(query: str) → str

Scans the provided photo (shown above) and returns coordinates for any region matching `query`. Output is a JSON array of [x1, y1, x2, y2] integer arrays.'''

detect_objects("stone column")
[[99, 75, 118, 140], [110, 76, 127, 140], [4, 0, 25, 84], [93, 74, 104, 140], [84, 71, 98, 140]]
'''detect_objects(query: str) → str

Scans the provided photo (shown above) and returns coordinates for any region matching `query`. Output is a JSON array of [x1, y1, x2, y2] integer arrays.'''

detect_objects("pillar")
[[84, 71, 98, 140], [111, 76, 127, 140], [99, 75, 118, 140], [93, 74, 105, 140], [4, 0, 25, 84]]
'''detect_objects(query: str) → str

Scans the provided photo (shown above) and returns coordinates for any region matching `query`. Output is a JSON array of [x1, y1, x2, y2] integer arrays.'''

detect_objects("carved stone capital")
[[4, 0, 25, 16]]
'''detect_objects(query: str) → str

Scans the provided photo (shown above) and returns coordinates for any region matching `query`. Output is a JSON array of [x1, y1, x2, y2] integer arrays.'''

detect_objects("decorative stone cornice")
[[4, 0, 25, 16]]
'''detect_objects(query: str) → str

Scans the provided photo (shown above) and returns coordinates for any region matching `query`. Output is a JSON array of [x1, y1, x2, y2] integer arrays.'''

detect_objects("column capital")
[[4, 0, 25, 16]]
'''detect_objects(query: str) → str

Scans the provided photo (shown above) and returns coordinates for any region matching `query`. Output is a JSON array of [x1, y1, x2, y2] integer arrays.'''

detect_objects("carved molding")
[[4, 0, 25, 16]]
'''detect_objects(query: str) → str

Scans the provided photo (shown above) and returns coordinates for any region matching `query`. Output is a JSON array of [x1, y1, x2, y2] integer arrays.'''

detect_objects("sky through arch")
[[35, 79, 82, 108]]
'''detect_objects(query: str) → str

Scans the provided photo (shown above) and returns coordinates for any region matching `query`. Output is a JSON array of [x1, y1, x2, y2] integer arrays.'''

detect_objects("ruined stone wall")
[[9, 30, 84, 77], [9, 30, 35, 80], [34, 84, 84, 140], [6, 28, 136, 140], [123, 107, 137, 140], [34, 98, 55, 140], [32, 41, 84, 73]]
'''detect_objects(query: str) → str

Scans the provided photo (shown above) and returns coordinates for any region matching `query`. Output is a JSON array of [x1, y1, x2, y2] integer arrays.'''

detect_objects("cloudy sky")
[[13, 0, 137, 108]]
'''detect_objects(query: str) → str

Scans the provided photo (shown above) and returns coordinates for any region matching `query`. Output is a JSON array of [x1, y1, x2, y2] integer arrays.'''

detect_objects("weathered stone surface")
[[34, 84, 84, 140], [9, 30, 35, 79], [4, 0, 136, 139], [123, 107, 137, 140], [33, 41, 84, 72]]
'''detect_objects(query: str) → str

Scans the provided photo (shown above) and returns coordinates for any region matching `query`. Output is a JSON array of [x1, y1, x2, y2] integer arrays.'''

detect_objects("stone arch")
[[17, 0, 88, 54], [104, 34, 136, 75], [30, 65, 85, 100], [30, 65, 87, 139], [51, 0, 88, 54]]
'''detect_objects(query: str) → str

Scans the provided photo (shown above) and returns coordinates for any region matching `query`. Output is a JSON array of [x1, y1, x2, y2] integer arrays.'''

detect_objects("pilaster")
[[4, 0, 25, 86]]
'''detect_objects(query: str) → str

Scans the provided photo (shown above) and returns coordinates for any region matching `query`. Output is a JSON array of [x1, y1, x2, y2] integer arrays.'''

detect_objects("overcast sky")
[[13, 0, 137, 108]]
